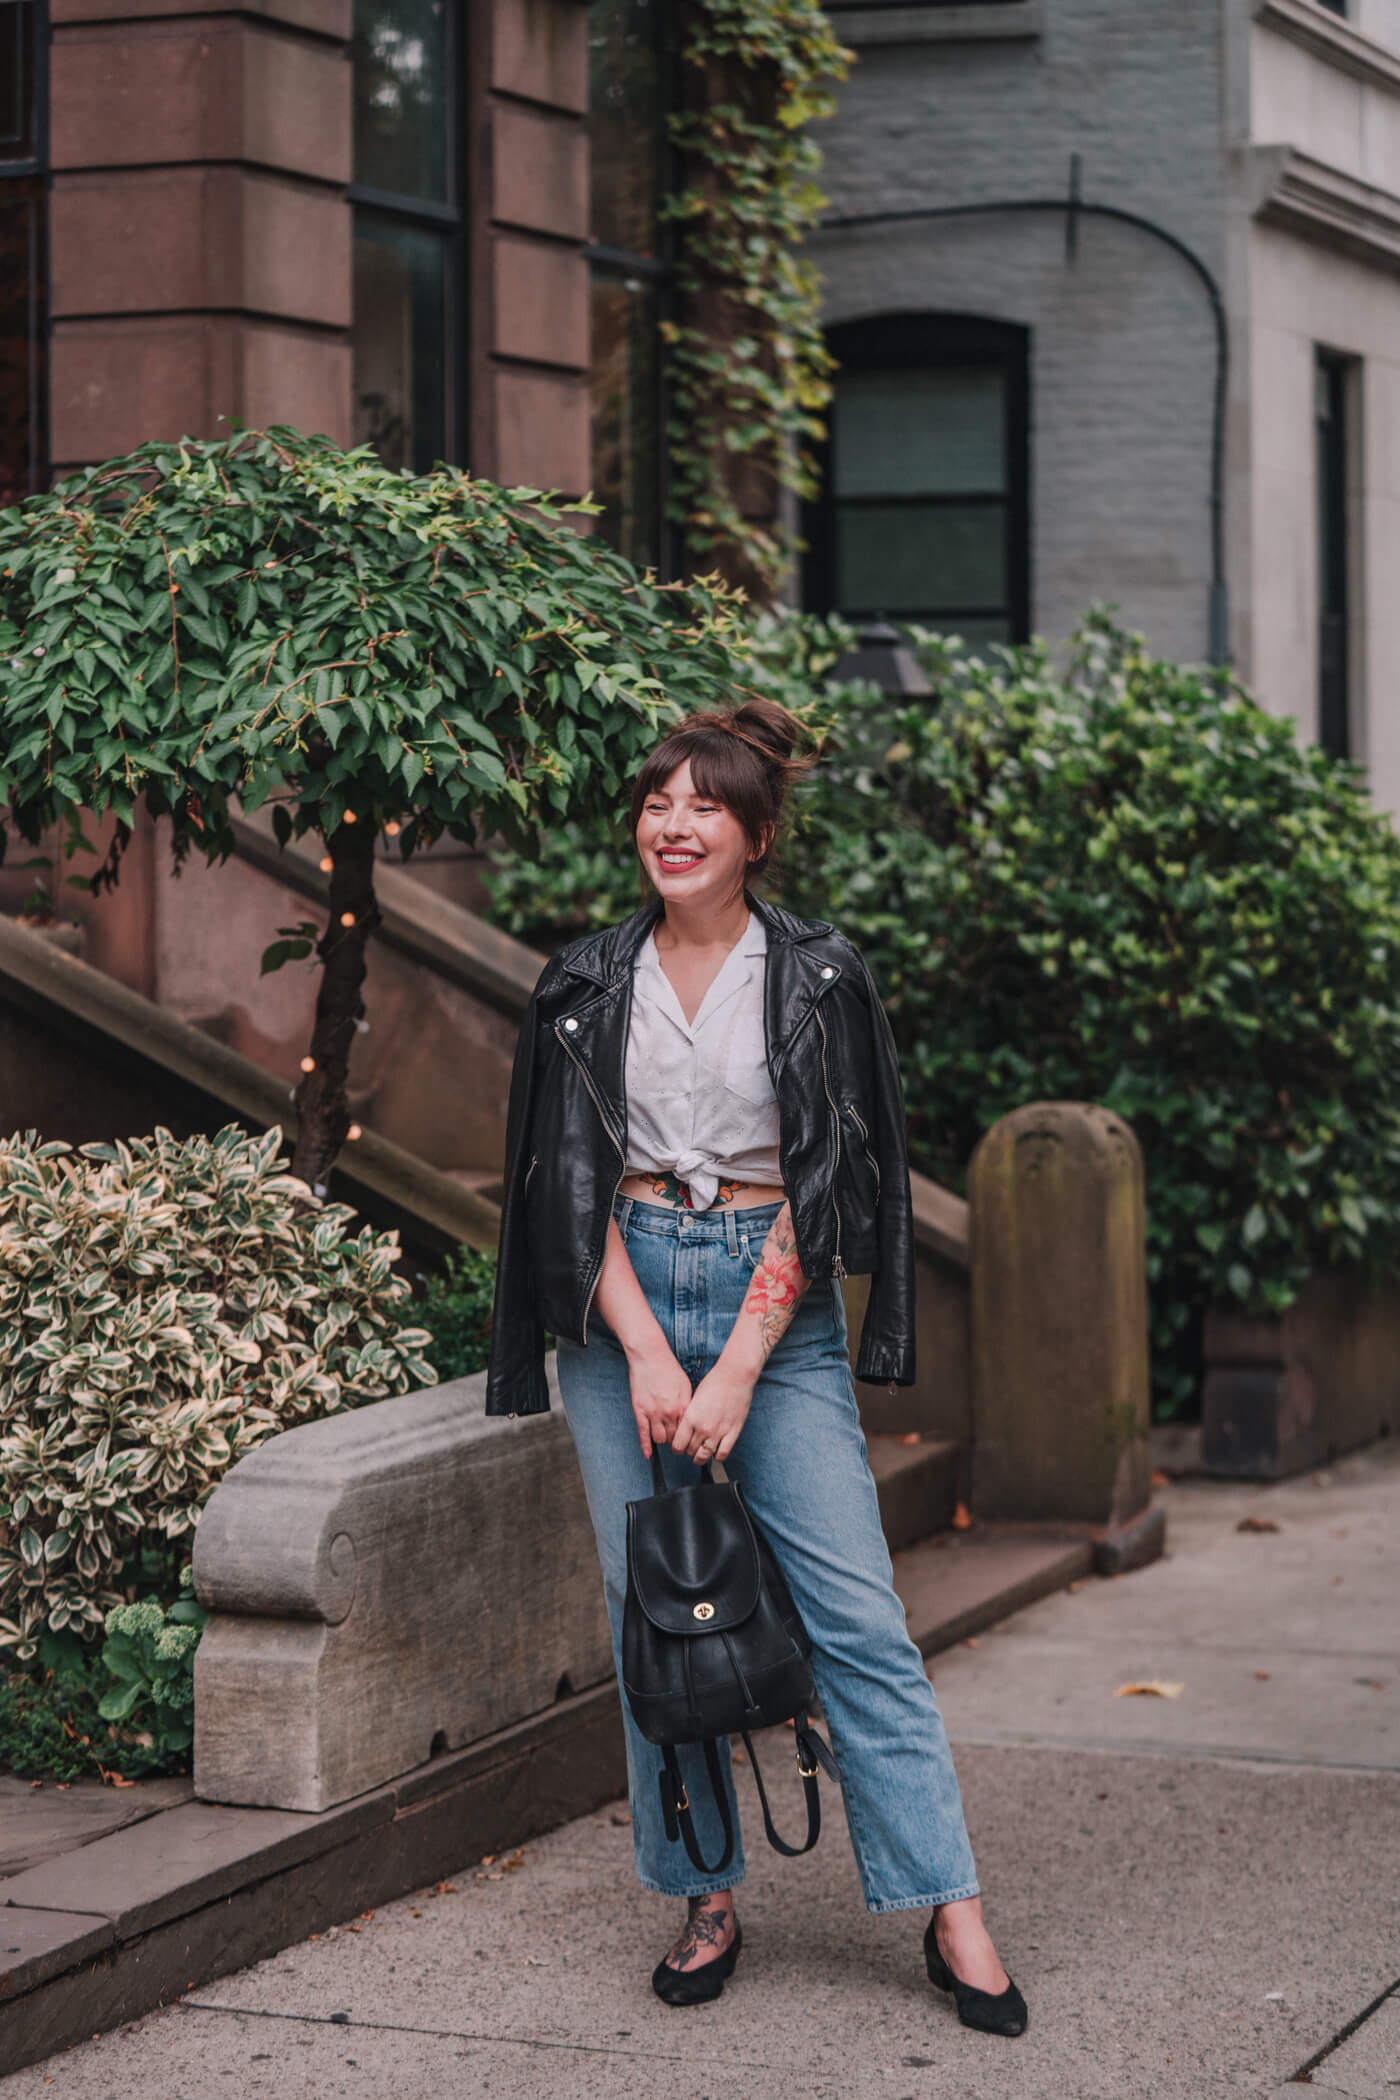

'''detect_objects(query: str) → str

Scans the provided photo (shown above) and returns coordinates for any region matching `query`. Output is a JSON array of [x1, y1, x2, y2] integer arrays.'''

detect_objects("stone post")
[[969, 1102, 1163, 1572]]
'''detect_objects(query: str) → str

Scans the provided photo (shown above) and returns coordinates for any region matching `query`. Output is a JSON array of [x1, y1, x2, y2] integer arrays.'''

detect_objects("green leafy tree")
[[0, 428, 758, 1189]]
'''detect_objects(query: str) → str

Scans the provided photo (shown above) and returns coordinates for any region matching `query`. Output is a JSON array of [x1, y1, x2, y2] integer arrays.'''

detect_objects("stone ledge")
[[1253, 0, 1400, 98], [1248, 144, 1400, 273]]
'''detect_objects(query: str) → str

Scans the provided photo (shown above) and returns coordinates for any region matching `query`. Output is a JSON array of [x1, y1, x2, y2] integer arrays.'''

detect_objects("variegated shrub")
[[0, 1124, 437, 1657]]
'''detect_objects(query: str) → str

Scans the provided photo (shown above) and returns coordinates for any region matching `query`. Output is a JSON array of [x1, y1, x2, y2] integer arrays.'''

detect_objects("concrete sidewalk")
[[4, 1444, 1397, 2099]]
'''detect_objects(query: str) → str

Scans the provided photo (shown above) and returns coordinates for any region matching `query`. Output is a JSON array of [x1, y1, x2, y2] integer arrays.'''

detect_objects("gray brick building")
[[805, 0, 1400, 811]]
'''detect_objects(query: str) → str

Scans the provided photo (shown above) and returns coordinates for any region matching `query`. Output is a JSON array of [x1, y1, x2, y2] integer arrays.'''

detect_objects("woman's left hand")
[[671, 1364, 753, 1466]]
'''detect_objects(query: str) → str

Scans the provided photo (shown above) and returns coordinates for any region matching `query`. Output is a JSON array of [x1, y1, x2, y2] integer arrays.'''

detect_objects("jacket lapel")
[[553, 889, 841, 1129]]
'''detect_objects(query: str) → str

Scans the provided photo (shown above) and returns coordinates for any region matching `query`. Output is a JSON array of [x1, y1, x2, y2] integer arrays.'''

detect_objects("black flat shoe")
[[651, 1917, 742, 2007], [924, 1917, 1028, 2036]]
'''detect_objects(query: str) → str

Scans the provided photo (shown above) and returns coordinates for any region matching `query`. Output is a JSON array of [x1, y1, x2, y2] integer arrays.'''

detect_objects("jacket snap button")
[[820, 965, 834, 979], [693, 1601, 715, 1621], [564, 1016, 579, 1031]]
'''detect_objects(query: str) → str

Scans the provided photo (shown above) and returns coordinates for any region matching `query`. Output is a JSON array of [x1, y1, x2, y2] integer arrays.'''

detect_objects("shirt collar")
[[635, 906, 766, 973]]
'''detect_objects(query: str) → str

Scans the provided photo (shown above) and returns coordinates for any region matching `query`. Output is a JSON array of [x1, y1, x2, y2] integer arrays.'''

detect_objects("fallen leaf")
[[964, 1637, 980, 1648], [1331, 1575, 1344, 1585], [434, 1880, 459, 1895], [610, 1808, 632, 1826], [1113, 1680, 1185, 1699], [360, 1910, 374, 1921], [898, 1432, 920, 1445], [1236, 1516, 1280, 1533], [1255, 1671, 1270, 1681], [344, 1924, 362, 1935], [1354, 1677, 1386, 1690], [1150, 1469, 1171, 1489], [525, 1956, 548, 1967], [29, 1779, 41, 1790], [478, 1855, 496, 1867], [951, 1502, 973, 1531], [410, 1910, 423, 1918], [730, 1749, 747, 1767], [1218, 1825, 1230, 1834], [1066, 1580, 1086, 1594]]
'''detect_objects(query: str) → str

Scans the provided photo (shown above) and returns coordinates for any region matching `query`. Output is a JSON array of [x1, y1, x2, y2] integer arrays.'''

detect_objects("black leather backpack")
[[621, 1452, 840, 1874]]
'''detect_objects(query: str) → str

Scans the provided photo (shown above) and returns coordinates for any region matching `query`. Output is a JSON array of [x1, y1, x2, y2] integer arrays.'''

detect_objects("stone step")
[[867, 1434, 960, 1554], [892, 1529, 1094, 1659]]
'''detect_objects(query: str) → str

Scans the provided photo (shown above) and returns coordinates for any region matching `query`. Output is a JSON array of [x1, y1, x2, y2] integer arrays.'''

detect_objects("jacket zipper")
[[814, 1005, 847, 1279], [554, 1017, 627, 1344], [523, 1152, 538, 1195], [846, 1104, 880, 1199]]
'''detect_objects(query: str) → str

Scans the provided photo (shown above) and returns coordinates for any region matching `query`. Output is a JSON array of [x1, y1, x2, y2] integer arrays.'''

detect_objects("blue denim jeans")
[[553, 1192, 981, 1913]]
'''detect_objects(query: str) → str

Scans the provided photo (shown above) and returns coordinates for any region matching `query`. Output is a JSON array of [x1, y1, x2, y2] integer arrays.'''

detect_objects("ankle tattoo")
[[669, 1892, 732, 1970]]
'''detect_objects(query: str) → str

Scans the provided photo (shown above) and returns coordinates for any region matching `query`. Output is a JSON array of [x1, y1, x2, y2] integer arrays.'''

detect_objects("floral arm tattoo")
[[739, 1200, 812, 1364]]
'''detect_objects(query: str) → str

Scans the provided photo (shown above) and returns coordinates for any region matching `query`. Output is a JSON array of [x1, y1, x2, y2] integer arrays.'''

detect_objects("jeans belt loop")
[[724, 1207, 739, 1257], [617, 1194, 634, 1238]]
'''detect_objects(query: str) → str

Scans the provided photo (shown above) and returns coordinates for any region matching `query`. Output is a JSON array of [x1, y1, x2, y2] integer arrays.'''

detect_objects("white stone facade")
[[814, 0, 1400, 811]]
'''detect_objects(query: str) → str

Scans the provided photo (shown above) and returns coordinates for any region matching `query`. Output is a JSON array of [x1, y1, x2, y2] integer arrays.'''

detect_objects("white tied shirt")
[[623, 909, 782, 1210]]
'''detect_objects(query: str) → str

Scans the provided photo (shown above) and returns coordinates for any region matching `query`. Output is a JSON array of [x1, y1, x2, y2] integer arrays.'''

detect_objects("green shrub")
[[98, 1572, 207, 1758], [0, 1623, 183, 1781], [796, 615, 1400, 1410], [481, 611, 1400, 1414], [0, 1124, 437, 1658], [413, 1245, 499, 1384]]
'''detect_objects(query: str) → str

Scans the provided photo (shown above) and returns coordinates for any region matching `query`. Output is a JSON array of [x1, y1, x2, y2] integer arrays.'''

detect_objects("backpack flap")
[[625, 1480, 761, 1636]]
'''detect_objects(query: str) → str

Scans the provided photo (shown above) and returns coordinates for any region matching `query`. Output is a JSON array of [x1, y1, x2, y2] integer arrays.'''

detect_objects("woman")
[[484, 698, 1026, 2035]]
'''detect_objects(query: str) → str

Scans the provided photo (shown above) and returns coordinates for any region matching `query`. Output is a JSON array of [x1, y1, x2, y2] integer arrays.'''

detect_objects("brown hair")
[[629, 697, 817, 895]]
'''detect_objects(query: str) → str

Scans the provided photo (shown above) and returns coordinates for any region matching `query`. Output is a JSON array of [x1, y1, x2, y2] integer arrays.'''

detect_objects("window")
[[804, 314, 1030, 644], [1314, 0, 1347, 16], [350, 0, 461, 473], [0, 0, 45, 501], [1316, 349, 1358, 760], [586, 0, 672, 573]]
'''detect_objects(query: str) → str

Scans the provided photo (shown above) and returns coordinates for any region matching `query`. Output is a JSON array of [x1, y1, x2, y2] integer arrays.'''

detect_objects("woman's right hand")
[[625, 1338, 693, 1460]]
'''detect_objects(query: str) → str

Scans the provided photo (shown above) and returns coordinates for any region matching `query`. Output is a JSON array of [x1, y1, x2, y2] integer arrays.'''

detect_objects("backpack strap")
[[738, 1710, 839, 1859], [658, 1740, 735, 1876]]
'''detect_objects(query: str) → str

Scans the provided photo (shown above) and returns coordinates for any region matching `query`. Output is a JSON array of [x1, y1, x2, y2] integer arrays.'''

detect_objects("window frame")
[[347, 0, 467, 470], [0, 0, 49, 496], [583, 0, 680, 578], [803, 310, 1031, 641]]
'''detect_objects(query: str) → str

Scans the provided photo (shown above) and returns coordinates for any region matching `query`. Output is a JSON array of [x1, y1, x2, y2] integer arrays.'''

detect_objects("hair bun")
[[720, 698, 801, 765]]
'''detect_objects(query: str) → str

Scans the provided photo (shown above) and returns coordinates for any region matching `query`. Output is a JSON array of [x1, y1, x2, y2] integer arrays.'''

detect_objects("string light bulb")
[[347, 1123, 363, 1142], [339, 911, 356, 927], [319, 856, 333, 873], [341, 810, 358, 824], [300, 1056, 316, 1073], [384, 819, 401, 836]]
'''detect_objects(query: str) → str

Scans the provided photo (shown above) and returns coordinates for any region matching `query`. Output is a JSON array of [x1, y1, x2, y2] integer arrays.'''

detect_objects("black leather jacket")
[[483, 888, 916, 1416]]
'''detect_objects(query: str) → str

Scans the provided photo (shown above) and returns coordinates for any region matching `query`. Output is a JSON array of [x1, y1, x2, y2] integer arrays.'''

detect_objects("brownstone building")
[[0, 0, 685, 1173], [1, 0, 675, 574]]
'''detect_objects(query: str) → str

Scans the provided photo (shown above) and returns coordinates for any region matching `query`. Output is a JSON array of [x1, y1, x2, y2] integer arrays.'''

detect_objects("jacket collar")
[[560, 889, 832, 990]]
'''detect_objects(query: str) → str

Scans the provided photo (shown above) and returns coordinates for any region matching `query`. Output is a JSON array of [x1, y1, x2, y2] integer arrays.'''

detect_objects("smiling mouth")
[[658, 851, 704, 867]]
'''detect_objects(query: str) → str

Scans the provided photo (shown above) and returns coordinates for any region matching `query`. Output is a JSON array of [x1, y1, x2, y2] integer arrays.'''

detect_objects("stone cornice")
[[1247, 141, 1400, 269], [1253, 0, 1400, 97]]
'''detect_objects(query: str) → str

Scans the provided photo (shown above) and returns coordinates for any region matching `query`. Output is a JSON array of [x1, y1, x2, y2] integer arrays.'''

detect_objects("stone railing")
[[192, 1357, 611, 1813]]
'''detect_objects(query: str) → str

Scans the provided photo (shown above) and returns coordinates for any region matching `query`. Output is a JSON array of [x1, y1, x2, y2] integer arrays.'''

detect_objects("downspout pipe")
[[816, 189, 1231, 667]]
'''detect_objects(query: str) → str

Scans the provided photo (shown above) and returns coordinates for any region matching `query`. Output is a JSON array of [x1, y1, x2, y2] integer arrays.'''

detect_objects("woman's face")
[[635, 759, 765, 908]]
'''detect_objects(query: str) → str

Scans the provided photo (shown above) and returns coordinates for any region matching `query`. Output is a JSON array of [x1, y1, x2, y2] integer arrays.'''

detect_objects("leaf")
[[1112, 1681, 1185, 1699], [97, 1680, 143, 1722]]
